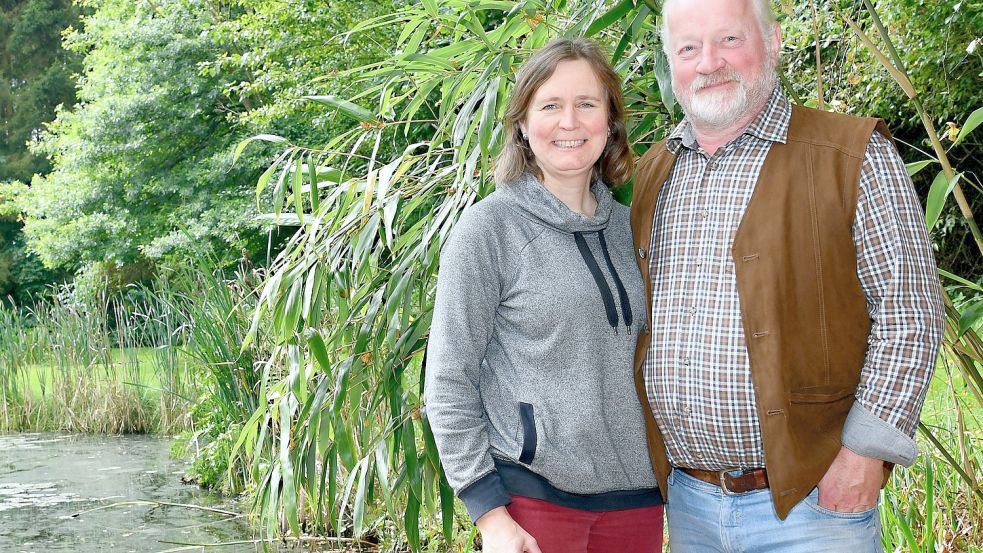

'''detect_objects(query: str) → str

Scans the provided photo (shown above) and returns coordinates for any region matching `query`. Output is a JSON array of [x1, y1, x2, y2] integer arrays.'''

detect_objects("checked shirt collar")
[[664, 86, 791, 156]]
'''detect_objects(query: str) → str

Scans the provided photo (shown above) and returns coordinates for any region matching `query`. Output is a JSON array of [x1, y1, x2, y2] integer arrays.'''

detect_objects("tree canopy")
[[0, 0, 81, 302], [17, 0, 392, 278]]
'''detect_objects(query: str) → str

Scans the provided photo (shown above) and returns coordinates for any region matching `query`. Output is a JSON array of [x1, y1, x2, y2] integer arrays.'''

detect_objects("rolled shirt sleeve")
[[842, 131, 945, 466]]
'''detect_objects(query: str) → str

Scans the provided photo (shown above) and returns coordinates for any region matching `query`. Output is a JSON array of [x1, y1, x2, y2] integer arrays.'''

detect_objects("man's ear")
[[769, 23, 782, 58]]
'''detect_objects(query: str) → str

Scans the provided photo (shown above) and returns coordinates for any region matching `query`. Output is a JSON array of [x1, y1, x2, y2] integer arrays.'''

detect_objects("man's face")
[[664, 0, 779, 131]]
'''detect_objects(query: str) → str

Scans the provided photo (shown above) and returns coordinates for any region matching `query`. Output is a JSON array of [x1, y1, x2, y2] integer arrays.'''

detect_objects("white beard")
[[674, 56, 777, 131]]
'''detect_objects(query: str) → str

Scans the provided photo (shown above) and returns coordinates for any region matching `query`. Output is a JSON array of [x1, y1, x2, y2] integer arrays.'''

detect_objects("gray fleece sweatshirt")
[[424, 173, 660, 522]]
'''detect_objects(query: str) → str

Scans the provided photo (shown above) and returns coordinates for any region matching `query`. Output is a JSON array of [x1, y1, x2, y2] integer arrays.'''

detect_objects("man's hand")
[[817, 446, 884, 512], [476, 507, 542, 553]]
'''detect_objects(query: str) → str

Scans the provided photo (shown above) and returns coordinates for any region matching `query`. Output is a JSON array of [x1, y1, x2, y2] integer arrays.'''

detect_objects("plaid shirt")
[[643, 89, 944, 470]]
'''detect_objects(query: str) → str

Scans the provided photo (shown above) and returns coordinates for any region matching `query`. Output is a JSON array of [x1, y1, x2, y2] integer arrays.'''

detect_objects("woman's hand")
[[475, 507, 543, 553]]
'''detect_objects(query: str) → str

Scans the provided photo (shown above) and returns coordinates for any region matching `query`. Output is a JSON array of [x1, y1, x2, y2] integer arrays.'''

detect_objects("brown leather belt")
[[679, 467, 769, 495]]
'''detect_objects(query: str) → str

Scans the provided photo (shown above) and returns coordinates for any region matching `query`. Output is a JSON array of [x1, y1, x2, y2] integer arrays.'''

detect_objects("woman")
[[424, 38, 663, 553]]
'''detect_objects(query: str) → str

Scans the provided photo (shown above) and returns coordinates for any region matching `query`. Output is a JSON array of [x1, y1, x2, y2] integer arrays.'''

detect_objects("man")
[[629, 0, 945, 550]]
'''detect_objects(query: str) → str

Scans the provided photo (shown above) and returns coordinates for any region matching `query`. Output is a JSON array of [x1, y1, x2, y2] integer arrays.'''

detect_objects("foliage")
[[0, 0, 82, 183], [0, 285, 191, 433], [0, 0, 81, 304], [19, 0, 269, 273], [171, 398, 243, 491], [0, 256, 271, 463], [14, 0, 399, 295], [149, 260, 270, 492], [204, 0, 395, 145], [234, 0, 982, 550]]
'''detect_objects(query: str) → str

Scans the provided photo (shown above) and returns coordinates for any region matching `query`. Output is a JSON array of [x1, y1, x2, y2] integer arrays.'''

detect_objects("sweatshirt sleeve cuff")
[[841, 401, 919, 467], [459, 470, 512, 523]]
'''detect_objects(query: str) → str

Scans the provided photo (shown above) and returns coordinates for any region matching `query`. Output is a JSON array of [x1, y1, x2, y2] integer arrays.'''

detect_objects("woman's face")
[[519, 59, 610, 187]]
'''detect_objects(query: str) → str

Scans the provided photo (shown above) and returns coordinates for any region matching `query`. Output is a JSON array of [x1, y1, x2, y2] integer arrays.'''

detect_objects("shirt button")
[[689, 307, 697, 316], [708, 160, 717, 171], [682, 356, 690, 366], [694, 450, 704, 459], [700, 209, 709, 219]]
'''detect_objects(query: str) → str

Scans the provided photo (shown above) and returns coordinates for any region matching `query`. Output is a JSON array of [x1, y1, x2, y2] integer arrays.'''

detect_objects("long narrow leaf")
[[586, 0, 634, 37], [952, 106, 983, 147], [304, 95, 375, 122], [925, 170, 962, 230]]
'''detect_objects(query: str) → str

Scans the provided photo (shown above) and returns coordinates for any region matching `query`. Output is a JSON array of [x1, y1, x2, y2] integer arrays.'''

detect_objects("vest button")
[[638, 248, 646, 258]]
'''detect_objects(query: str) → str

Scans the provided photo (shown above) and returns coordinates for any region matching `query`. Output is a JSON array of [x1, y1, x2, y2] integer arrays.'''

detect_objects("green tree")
[[18, 0, 395, 287], [21, 0, 269, 275], [0, 0, 81, 182], [0, 0, 81, 303]]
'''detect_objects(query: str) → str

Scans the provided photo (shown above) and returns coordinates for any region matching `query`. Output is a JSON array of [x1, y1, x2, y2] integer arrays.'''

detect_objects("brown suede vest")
[[630, 105, 891, 519]]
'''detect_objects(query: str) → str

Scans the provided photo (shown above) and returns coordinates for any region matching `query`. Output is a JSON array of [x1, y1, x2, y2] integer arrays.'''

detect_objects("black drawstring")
[[574, 230, 632, 333], [573, 232, 618, 330], [597, 231, 633, 334]]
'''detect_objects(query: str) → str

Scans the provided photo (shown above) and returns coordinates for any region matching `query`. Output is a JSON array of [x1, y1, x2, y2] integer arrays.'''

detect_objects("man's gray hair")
[[660, 0, 777, 60]]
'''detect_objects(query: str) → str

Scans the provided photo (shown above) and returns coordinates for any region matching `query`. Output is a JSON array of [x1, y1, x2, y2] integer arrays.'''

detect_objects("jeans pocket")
[[804, 488, 878, 519]]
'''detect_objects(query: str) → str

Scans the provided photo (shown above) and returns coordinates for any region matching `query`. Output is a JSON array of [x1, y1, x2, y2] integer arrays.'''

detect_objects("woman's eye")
[[541, 103, 558, 110], [579, 102, 596, 108]]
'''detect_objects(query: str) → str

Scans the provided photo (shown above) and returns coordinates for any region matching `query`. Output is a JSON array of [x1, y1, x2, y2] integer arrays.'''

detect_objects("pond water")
[[0, 433, 280, 552]]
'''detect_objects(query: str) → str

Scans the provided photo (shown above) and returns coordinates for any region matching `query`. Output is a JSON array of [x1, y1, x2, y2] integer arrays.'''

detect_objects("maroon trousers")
[[506, 496, 665, 553]]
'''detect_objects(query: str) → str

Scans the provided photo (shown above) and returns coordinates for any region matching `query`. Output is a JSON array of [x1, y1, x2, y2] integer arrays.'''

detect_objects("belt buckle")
[[718, 467, 746, 496]]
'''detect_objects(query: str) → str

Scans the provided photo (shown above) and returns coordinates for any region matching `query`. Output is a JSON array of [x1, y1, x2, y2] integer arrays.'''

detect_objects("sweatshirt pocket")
[[518, 402, 538, 464]]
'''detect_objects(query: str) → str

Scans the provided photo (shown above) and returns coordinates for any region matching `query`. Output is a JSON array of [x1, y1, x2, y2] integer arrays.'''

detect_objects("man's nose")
[[695, 45, 726, 74]]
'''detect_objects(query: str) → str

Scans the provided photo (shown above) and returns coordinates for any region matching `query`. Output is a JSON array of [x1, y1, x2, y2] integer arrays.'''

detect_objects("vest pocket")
[[789, 386, 854, 435], [789, 385, 854, 403], [518, 402, 538, 464]]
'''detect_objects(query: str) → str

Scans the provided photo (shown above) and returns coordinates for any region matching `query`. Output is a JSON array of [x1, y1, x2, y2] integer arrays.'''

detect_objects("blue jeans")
[[666, 468, 882, 553]]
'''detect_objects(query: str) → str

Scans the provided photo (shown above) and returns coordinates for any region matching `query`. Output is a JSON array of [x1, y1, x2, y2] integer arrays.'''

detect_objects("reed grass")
[[0, 286, 193, 434], [0, 262, 268, 439]]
